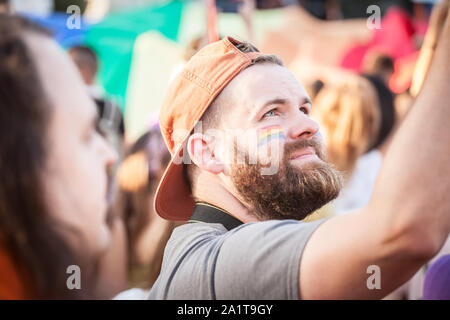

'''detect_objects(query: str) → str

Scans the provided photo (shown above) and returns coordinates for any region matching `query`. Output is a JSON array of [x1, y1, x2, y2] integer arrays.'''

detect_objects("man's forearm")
[[371, 15, 450, 251]]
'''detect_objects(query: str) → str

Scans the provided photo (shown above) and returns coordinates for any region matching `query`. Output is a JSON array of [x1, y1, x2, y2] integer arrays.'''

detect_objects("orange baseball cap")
[[154, 36, 263, 221]]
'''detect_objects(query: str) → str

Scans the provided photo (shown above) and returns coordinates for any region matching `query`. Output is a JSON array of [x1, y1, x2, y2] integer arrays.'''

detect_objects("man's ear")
[[187, 133, 224, 175]]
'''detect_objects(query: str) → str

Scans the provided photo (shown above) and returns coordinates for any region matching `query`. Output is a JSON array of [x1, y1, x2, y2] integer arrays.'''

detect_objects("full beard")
[[230, 137, 343, 221]]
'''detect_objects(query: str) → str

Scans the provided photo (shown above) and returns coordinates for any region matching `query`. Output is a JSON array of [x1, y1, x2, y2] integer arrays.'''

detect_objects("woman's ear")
[[187, 133, 224, 175]]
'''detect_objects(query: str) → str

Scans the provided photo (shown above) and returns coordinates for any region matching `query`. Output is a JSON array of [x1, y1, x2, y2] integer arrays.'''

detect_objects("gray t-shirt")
[[148, 219, 326, 300]]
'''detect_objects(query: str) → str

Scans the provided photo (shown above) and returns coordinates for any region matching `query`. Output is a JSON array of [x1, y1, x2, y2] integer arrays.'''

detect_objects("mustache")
[[283, 136, 325, 161]]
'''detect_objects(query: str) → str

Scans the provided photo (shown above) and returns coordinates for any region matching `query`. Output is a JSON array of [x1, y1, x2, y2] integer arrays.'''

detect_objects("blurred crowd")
[[0, 0, 449, 300]]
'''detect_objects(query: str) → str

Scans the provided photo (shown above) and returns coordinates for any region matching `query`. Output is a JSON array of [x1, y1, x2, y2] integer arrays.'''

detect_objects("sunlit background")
[[4, 0, 437, 142]]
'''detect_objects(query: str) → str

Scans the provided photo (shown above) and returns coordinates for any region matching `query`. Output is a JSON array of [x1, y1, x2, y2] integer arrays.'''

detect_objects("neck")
[[192, 171, 259, 224]]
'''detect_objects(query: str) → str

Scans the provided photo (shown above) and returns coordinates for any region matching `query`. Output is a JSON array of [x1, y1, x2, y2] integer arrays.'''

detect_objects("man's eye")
[[300, 106, 309, 114], [263, 109, 277, 118]]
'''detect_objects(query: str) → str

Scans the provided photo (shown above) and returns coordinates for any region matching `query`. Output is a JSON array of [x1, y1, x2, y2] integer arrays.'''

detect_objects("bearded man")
[[149, 26, 450, 299]]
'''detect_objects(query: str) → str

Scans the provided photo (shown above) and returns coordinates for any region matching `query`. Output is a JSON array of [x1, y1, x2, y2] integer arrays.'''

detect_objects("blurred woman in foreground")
[[0, 15, 127, 299]]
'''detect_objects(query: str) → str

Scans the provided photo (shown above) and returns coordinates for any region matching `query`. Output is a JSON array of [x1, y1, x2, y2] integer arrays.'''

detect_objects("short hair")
[[68, 45, 98, 77], [183, 42, 283, 192]]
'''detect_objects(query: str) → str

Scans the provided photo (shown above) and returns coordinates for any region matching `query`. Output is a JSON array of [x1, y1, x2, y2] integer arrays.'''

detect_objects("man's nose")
[[287, 112, 320, 141]]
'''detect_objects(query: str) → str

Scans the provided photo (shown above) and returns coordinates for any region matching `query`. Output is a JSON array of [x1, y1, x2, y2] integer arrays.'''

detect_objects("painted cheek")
[[257, 125, 286, 147], [256, 125, 285, 166]]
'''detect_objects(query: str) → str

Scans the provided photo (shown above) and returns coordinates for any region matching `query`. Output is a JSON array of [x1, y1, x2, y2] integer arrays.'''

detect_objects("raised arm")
[[298, 4, 450, 299]]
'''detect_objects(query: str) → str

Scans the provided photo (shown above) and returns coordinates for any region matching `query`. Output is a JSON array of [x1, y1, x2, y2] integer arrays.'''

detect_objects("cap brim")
[[154, 142, 195, 221]]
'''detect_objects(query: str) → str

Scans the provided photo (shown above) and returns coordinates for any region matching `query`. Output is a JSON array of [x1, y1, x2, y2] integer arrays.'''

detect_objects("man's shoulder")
[[170, 221, 228, 242], [151, 219, 327, 299], [167, 218, 326, 256], [163, 222, 229, 258], [171, 219, 322, 238]]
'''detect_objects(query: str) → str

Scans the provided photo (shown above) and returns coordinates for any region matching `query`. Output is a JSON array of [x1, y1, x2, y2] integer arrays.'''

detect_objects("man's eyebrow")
[[263, 98, 287, 108], [252, 96, 312, 119], [251, 98, 287, 119]]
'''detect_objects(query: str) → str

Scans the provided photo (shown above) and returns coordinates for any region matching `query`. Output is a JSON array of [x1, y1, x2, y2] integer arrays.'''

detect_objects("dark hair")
[[0, 14, 98, 299], [363, 74, 396, 150], [308, 79, 325, 101], [364, 53, 394, 76], [372, 55, 394, 74]]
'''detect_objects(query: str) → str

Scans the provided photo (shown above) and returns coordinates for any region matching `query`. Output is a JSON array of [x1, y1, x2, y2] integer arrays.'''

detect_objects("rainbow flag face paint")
[[258, 125, 286, 147]]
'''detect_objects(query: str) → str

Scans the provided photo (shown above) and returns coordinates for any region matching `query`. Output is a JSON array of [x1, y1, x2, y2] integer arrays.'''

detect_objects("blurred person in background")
[[0, 14, 127, 299], [68, 45, 125, 158], [305, 79, 325, 102], [114, 127, 182, 291], [313, 76, 381, 177], [312, 76, 381, 215], [362, 52, 395, 90], [360, 51, 396, 152], [311, 49, 398, 216], [362, 74, 396, 153]]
